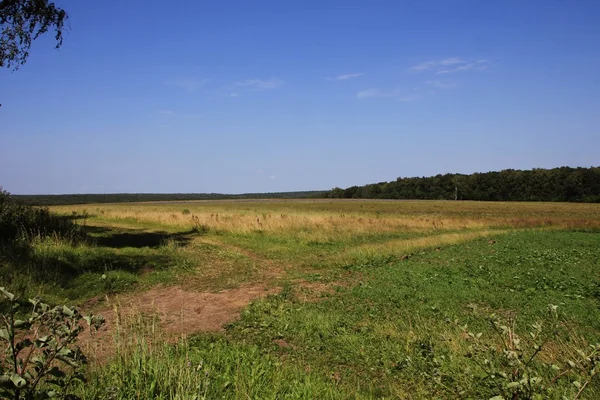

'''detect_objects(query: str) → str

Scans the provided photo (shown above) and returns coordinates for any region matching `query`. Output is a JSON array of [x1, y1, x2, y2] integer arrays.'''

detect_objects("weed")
[[0, 287, 104, 400]]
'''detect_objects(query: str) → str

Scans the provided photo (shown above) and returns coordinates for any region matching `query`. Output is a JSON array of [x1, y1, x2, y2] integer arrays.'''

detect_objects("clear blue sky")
[[1, 0, 599, 194]]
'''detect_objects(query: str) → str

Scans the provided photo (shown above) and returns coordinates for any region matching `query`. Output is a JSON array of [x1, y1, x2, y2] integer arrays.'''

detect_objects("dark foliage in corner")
[[0, 0, 68, 69]]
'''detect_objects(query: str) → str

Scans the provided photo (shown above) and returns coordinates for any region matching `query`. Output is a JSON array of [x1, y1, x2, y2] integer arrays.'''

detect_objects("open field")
[[2, 199, 600, 398]]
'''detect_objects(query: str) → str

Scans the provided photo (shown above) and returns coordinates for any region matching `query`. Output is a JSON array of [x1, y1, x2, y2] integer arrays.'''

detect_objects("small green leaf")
[[62, 306, 75, 317], [35, 335, 50, 347], [0, 287, 15, 301], [10, 373, 27, 388], [530, 377, 542, 385], [506, 381, 520, 389], [573, 380, 581, 388], [13, 319, 31, 329], [0, 328, 9, 340], [489, 396, 505, 400], [57, 347, 73, 357]]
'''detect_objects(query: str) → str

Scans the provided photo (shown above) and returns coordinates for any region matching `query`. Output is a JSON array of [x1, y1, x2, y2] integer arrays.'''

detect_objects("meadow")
[[2, 199, 600, 398]]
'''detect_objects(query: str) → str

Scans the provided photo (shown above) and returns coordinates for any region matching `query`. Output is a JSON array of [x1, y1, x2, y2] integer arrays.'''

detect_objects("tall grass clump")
[[0, 189, 90, 302], [0, 189, 81, 246], [80, 306, 345, 399]]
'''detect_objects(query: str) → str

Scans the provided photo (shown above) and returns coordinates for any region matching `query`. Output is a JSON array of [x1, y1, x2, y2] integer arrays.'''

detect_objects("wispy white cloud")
[[158, 109, 175, 115], [411, 61, 436, 72], [328, 72, 364, 81], [357, 88, 420, 102], [411, 58, 488, 74], [439, 57, 464, 66], [235, 78, 283, 90], [165, 78, 209, 92], [436, 60, 488, 74], [425, 80, 457, 89], [269, 175, 276, 179]]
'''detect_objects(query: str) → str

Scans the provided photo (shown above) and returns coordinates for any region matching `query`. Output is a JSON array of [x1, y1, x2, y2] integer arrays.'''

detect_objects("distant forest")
[[323, 167, 600, 202], [13, 191, 327, 206], [11, 167, 600, 205]]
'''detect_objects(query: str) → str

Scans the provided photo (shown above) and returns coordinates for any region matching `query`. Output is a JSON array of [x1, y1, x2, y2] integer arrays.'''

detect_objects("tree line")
[[323, 166, 600, 202], [12, 191, 327, 206]]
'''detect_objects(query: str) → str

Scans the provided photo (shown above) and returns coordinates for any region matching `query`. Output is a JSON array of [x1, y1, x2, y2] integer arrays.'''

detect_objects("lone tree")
[[0, 0, 68, 70]]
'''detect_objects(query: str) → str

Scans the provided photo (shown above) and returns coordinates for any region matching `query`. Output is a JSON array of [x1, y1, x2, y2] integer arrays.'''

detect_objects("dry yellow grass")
[[51, 199, 600, 237], [344, 229, 507, 260]]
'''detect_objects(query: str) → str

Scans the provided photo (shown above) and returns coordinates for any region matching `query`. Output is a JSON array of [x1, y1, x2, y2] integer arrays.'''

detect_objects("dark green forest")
[[12, 191, 327, 206], [8, 167, 600, 205], [324, 167, 600, 202]]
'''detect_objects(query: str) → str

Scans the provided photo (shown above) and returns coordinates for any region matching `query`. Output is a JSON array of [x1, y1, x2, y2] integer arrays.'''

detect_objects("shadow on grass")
[[1, 225, 200, 302], [89, 229, 195, 249]]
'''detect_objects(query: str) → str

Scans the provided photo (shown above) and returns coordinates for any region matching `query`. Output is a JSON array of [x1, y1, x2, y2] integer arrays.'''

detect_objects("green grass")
[[223, 230, 600, 398], [0, 228, 196, 305], [3, 200, 600, 398], [69, 228, 600, 399], [79, 335, 351, 400]]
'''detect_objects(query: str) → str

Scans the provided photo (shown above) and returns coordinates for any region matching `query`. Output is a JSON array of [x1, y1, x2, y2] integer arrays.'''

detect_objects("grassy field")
[[2, 199, 600, 398]]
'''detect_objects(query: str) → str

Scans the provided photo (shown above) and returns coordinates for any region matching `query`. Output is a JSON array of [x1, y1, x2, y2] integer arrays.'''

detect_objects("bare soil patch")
[[81, 284, 278, 360], [125, 284, 278, 332]]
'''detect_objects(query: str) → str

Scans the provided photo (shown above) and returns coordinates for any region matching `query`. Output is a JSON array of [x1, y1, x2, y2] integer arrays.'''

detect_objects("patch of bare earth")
[[81, 284, 278, 361], [126, 284, 278, 332]]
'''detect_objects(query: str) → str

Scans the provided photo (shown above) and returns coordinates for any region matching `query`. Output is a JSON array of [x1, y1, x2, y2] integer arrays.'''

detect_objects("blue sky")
[[1, 0, 599, 194]]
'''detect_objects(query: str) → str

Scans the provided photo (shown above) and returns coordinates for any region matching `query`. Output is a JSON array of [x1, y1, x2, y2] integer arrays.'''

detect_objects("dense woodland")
[[12, 191, 327, 205], [9, 167, 600, 205], [323, 167, 600, 202]]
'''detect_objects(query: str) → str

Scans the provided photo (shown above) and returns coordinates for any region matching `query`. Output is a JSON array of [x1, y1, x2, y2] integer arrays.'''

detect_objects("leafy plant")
[[0, 189, 81, 245], [0, 287, 104, 399], [464, 306, 599, 399]]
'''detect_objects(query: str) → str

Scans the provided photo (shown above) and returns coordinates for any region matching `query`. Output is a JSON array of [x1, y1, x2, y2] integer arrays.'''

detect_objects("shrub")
[[0, 189, 80, 245], [462, 307, 600, 399], [0, 287, 104, 400]]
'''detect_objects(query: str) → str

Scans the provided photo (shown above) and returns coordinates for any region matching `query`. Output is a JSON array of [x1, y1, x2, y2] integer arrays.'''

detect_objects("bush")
[[0, 189, 80, 245], [0, 287, 104, 399], [0, 189, 81, 246]]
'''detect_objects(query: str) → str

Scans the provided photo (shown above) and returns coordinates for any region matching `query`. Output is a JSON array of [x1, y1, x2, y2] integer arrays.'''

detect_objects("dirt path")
[[82, 283, 279, 360], [194, 236, 287, 280], [104, 284, 278, 333], [79, 231, 335, 361]]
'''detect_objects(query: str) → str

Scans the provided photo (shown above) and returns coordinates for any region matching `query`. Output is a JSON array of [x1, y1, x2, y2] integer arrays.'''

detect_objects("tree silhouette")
[[1, 0, 68, 70]]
